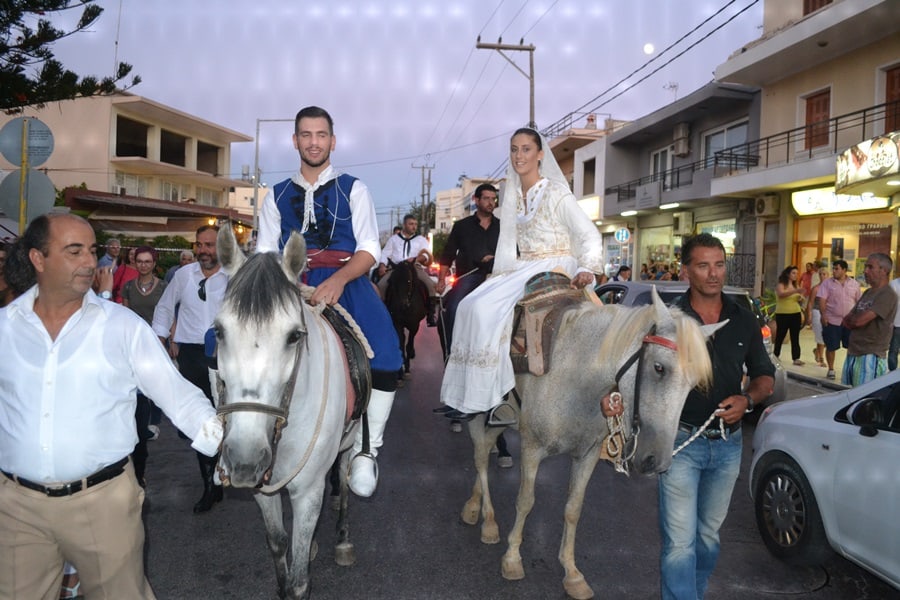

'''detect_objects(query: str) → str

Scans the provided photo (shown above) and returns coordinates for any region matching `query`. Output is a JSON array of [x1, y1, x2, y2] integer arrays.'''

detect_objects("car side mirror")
[[848, 397, 884, 428], [859, 424, 879, 438]]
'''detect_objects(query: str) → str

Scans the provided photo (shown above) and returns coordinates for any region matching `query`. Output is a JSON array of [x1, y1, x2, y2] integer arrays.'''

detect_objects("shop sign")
[[835, 133, 899, 194], [791, 186, 888, 216], [614, 227, 631, 244], [635, 181, 660, 210]]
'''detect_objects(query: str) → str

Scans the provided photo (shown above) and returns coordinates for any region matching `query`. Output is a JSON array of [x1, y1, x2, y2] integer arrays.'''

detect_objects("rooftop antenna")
[[663, 82, 679, 102], [113, 0, 123, 71]]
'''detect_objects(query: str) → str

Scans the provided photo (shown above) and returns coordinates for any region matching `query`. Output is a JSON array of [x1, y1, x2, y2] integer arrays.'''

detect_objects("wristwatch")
[[743, 393, 755, 413], [99, 290, 112, 300]]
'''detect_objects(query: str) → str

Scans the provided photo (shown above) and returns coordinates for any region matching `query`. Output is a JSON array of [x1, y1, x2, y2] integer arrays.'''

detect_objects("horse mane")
[[225, 252, 302, 325], [565, 303, 713, 390]]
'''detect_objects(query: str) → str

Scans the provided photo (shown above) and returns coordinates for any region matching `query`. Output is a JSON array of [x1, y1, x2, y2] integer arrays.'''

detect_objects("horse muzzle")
[[219, 442, 274, 488]]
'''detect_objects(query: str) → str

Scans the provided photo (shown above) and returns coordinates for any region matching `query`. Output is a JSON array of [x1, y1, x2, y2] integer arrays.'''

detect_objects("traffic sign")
[[614, 227, 631, 244], [0, 169, 56, 226], [0, 117, 55, 167]]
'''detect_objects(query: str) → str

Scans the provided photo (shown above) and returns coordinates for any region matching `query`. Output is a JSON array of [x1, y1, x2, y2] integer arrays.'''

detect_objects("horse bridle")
[[609, 324, 679, 462]]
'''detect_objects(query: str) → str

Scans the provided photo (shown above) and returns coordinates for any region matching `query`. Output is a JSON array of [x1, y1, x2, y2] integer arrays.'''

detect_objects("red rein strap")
[[643, 334, 677, 351]]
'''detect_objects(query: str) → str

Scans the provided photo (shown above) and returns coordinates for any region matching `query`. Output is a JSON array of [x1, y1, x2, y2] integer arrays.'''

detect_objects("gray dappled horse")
[[462, 289, 723, 599], [214, 227, 357, 600]]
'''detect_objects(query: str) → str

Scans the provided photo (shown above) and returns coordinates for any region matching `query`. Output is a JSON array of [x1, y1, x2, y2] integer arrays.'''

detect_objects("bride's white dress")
[[440, 177, 604, 413]]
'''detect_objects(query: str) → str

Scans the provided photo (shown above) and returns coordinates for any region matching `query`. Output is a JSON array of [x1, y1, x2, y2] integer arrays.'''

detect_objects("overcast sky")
[[53, 0, 763, 228]]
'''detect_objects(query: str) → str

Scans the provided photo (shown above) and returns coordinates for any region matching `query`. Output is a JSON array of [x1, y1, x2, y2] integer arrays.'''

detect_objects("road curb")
[[786, 370, 850, 391]]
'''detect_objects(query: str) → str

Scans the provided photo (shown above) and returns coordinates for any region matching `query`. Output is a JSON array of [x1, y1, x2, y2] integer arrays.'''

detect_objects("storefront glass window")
[[697, 219, 736, 254]]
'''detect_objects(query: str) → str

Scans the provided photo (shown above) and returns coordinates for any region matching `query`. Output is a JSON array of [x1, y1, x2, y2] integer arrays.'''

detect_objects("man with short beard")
[[257, 106, 402, 498], [152, 224, 228, 513]]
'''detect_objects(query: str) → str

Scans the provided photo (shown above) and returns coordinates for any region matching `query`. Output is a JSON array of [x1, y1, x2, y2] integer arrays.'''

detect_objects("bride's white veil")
[[493, 127, 569, 274]]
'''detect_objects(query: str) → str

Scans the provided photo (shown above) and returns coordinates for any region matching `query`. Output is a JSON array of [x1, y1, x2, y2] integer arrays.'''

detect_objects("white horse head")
[[214, 228, 315, 488]]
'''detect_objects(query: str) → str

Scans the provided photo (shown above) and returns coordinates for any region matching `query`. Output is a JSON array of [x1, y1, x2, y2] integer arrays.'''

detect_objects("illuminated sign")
[[791, 186, 889, 216], [835, 133, 899, 194]]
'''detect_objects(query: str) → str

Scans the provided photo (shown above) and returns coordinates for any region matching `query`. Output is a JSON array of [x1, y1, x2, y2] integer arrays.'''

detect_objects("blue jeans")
[[658, 428, 742, 600], [888, 327, 900, 371]]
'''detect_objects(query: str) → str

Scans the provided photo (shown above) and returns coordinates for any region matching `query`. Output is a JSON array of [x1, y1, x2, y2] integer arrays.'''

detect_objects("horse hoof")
[[501, 554, 525, 580], [563, 574, 594, 600], [335, 542, 356, 567], [480, 521, 500, 544], [461, 501, 479, 525]]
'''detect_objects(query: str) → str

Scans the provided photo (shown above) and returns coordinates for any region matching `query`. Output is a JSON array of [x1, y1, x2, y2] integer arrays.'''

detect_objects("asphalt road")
[[142, 325, 899, 599]]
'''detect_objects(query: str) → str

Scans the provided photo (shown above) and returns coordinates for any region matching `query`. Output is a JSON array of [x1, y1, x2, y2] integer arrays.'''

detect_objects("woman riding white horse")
[[439, 126, 605, 424]]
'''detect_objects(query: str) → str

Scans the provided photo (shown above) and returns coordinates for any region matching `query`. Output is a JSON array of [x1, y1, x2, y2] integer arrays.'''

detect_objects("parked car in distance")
[[594, 281, 786, 410], [750, 371, 900, 590]]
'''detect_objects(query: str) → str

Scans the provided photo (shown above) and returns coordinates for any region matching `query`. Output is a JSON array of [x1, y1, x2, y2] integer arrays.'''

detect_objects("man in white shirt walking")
[[152, 224, 228, 513], [377, 213, 438, 325], [0, 214, 222, 599]]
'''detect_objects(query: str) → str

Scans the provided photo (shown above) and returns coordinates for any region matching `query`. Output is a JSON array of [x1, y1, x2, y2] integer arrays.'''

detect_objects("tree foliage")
[[1, 0, 140, 113]]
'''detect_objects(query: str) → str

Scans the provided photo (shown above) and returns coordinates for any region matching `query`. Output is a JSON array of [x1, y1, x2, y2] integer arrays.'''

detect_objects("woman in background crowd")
[[774, 265, 805, 366]]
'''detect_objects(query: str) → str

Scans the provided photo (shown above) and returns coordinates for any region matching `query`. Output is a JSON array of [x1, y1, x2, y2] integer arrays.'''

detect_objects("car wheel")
[[754, 458, 831, 566]]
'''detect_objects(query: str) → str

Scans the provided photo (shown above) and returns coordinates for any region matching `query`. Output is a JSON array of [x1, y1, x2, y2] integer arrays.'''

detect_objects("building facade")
[[0, 93, 252, 238]]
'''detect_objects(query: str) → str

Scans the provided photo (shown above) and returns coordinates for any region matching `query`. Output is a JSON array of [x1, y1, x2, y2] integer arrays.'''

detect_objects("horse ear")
[[651, 286, 674, 327], [700, 318, 728, 339], [282, 232, 307, 280], [217, 225, 246, 276]]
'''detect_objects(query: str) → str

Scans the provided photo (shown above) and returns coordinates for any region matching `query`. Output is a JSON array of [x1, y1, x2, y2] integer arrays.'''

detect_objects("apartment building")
[[0, 93, 252, 239], [713, 0, 900, 291]]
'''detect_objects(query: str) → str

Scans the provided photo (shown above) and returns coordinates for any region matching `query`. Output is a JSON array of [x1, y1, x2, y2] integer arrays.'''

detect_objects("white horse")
[[462, 290, 723, 599], [214, 227, 357, 600]]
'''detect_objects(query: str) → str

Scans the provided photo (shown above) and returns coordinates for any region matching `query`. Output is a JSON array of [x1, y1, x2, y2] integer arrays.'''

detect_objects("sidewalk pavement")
[[775, 323, 850, 390]]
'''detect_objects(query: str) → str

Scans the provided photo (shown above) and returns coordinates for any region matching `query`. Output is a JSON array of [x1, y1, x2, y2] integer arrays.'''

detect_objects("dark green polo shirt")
[[676, 291, 775, 427]]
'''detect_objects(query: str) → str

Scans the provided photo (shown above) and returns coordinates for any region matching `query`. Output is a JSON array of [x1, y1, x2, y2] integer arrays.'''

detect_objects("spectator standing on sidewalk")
[[773, 265, 805, 366], [806, 266, 829, 367], [888, 271, 900, 371], [817, 260, 861, 380], [842, 253, 897, 386]]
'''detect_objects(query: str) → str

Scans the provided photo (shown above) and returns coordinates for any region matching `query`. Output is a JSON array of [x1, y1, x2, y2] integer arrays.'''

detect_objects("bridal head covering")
[[493, 126, 569, 273]]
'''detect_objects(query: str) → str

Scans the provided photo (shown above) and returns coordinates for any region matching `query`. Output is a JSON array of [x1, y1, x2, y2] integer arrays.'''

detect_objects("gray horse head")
[[214, 227, 310, 488]]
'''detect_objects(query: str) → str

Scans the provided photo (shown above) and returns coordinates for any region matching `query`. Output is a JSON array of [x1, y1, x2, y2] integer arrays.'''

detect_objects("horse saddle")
[[320, 305, 372, 421], [510, 271, 590, 376]]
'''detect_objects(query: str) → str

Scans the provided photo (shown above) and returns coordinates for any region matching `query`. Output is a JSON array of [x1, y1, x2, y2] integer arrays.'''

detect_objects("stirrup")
[[486, 402, 517, 428], [348, 452, 379, 497]]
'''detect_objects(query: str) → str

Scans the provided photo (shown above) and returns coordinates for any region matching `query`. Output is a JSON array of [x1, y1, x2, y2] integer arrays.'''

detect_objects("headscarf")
[[493, 127, 569, 274]]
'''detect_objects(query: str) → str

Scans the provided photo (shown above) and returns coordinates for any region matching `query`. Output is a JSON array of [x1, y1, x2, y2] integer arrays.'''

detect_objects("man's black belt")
[[2, 457, 129, 497], [678, 421, 741, 440]]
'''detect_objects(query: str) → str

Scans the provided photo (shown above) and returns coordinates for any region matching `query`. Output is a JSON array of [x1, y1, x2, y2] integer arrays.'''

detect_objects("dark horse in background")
[[383, 259, 427, 378]]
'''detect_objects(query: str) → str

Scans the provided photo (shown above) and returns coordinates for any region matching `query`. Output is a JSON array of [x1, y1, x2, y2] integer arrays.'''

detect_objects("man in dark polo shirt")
[[660, 233, 775, 600], [434, 183, 500, 354]]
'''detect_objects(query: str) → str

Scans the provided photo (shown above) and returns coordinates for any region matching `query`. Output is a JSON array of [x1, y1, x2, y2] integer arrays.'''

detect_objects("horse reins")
[[606, 325, 679, 472]]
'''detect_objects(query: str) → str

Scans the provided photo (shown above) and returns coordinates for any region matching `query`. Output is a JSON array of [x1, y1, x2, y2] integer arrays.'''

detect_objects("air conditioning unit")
[[754, 194, 780, 217], [673, 123, 690, 140], [673, 211, 694, 235]]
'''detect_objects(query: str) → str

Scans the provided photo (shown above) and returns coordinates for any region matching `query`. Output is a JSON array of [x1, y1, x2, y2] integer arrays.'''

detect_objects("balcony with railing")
[[712, 99, 899, 176]]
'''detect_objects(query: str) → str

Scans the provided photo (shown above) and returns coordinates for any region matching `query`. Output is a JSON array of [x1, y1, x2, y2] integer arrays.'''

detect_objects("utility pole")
[[411, 162, 434, 235], [476, 37, 536, 127]]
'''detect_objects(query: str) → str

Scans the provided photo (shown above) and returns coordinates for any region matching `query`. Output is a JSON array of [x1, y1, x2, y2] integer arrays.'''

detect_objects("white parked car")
[[750, 370, 900, 590]]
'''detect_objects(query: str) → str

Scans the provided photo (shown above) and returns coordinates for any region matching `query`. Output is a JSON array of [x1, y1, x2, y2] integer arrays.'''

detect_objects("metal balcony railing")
[[713, 99, 899, 174], [604, 99, 899, 203]]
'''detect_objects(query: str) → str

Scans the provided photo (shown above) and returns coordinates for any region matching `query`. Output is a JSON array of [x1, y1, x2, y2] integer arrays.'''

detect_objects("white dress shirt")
[[380, 233, 430, 266], [257, 165, 382, 263], [152, 262, 227, 344], [0, 287, 222, 483]]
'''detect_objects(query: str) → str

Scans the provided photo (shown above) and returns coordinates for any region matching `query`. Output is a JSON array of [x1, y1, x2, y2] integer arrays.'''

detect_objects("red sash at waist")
[[307, 250, 353, 270]]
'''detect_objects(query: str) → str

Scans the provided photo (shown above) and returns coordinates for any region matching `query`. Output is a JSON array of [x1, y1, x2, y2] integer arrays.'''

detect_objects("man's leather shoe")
[[193, 485, 223, 513], [444, 409, 476, 421], [432, 405, 454, 414]]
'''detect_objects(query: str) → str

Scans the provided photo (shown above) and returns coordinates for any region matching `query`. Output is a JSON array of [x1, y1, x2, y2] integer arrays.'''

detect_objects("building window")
[[197, 141, 221, 175], [162, 181, 188, 202], [115, 116, 149, 158], [804, 89, 830, 150], [583, 158, 596, 197], [160, 130, 187, 167], [113, 171, 148, 197], [886, 65, 900, 134], [651, 146, 671, 190], [803, 0, 832, 16], [703, 120, 748, 167], [196, 187, 220, 207]]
